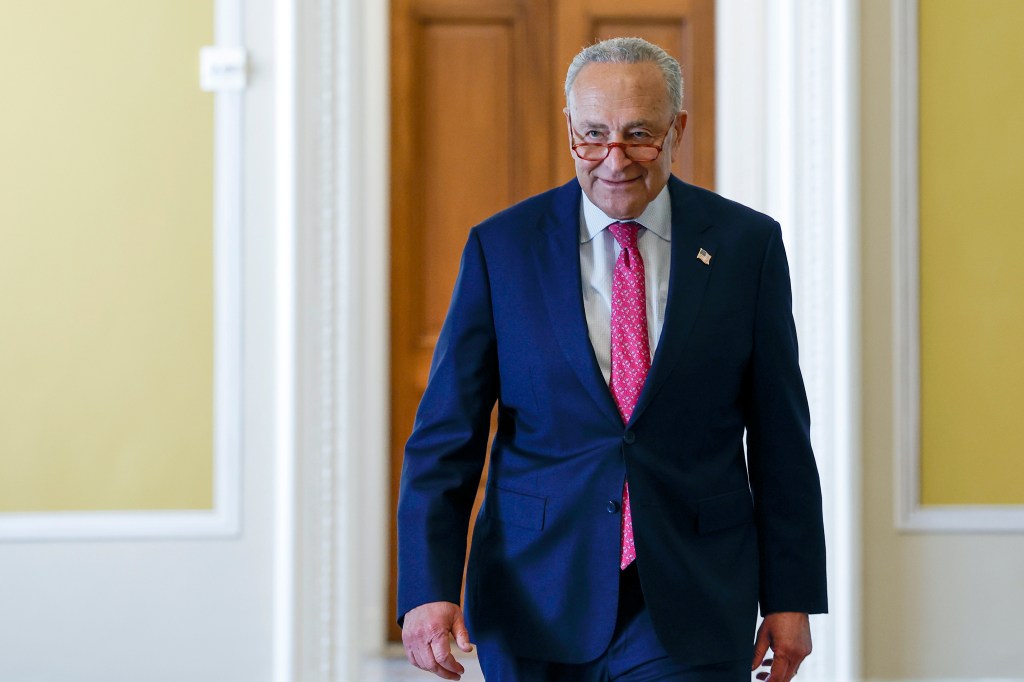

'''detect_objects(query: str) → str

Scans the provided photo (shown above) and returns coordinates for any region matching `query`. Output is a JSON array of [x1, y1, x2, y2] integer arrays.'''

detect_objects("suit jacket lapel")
[[631, 177, 715, 424], [532, 180, 622, 425]]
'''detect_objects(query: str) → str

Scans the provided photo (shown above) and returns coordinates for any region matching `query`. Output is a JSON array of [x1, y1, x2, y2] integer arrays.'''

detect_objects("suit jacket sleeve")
[[396, 228, 497, 623], [745, 222, 828, 615]]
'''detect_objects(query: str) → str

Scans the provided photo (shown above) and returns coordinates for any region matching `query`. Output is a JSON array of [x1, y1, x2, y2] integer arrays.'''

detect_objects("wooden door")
[[388, 0, 714, 642]]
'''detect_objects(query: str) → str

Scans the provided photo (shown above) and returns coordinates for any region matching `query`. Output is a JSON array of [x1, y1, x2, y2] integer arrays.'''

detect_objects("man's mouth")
[[597, 177, 641, 187]]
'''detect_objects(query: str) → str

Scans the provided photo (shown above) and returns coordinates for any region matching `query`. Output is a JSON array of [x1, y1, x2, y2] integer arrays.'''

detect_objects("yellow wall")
[[0, 2, 214, 511], [919, 0, 1024, 504], [862, 4, 1024, 677]]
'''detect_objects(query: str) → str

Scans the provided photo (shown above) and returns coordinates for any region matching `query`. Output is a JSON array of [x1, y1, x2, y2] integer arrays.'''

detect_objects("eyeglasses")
[[568, 113, 675, 162]]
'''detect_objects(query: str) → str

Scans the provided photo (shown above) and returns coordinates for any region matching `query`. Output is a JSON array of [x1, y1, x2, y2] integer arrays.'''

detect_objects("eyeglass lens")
[[574, 144, 661, 162]]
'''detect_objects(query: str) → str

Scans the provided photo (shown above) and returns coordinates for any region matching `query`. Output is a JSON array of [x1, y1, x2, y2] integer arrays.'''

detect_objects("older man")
[[397, 37, 827, 681]]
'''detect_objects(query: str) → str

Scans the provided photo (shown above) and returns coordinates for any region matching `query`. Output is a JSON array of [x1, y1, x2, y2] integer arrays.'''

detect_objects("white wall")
[[0, 2, 282, 680], [861, 1, 1024, 678]]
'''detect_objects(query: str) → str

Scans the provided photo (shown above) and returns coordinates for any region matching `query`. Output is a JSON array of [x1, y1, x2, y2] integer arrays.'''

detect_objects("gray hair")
[[565, 37, 684, 112]]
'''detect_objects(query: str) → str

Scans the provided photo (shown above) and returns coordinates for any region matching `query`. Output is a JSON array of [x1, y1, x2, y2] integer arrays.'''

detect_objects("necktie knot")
[[608, 221, 640, 250]]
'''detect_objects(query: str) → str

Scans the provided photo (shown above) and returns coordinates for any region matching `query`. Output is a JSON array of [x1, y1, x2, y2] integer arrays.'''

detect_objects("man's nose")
[[603, 145, 632, 171]]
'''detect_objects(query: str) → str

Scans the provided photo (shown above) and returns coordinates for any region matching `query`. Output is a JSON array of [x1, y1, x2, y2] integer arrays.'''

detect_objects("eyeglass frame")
[[567, 112, 678, 163]]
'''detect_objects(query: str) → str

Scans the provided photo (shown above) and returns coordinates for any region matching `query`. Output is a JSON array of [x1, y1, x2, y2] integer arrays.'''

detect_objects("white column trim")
[[891, 0, 1024, 533], [272, 0, 298, 677], [280, 0, 335, 678], [283, 0, 391, 679], [341, 0, 392, 674], [717, 1, 860, 678], [0, 0, 244, 542]]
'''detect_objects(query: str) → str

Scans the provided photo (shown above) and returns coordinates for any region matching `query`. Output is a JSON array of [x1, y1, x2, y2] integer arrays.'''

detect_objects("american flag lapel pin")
[[697, 248, 712, 265]]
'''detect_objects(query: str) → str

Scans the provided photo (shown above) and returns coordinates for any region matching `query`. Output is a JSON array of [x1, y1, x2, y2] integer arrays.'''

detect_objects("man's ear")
[[671, 111, 688, 154], [563, 107, 573, 143]]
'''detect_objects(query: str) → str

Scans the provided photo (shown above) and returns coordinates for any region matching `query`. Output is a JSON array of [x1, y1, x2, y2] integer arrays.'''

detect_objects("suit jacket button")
[[623, 430, 636, 444], [607, 500, 620, 513]]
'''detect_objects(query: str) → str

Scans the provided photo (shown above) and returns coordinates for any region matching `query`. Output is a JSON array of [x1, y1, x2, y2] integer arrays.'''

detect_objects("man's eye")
[[629, 131, 652, 140], [585, 130, 602, 139]]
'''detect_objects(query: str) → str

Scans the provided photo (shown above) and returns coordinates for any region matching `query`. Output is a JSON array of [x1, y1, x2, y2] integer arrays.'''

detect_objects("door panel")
[[389, 0, 553, 641], [420, 24, 513, 339]]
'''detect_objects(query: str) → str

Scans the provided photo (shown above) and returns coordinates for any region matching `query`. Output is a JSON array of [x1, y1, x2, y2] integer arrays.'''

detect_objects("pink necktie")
[[607, 221, 650, 570]]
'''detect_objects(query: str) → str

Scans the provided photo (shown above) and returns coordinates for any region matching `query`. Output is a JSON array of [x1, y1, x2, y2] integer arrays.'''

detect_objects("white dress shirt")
[[579, 186, 673, 384]]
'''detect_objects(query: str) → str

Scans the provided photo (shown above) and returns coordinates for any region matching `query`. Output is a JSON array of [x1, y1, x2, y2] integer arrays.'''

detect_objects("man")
[[397, 37, 827, 681]]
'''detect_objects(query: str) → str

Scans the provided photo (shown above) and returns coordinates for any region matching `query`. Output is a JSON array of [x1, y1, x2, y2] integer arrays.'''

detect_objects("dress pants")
[[476, 563, 750, 681]]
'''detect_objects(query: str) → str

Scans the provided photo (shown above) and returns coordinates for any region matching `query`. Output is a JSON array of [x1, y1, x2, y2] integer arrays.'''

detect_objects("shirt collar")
[[579, 184, 672, 244]]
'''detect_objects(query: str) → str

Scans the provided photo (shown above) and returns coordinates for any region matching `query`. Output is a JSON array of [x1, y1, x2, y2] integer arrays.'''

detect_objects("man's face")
[[565, 62, 686, 220]]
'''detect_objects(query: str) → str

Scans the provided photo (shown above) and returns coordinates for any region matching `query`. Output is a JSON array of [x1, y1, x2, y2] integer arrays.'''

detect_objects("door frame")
[[301, 1, 860, 679]]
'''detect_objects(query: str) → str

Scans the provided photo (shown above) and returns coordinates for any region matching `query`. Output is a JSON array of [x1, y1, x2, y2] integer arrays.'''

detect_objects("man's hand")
[[402, 601, 474, 680], [751, 612, 812, 682]]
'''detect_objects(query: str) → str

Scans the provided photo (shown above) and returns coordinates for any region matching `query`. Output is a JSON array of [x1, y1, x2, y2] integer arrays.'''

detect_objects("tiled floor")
[[361, 652, 485, 682]]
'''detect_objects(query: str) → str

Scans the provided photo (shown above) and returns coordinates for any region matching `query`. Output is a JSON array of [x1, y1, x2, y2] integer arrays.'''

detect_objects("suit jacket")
[[396, 176, 827, 666]]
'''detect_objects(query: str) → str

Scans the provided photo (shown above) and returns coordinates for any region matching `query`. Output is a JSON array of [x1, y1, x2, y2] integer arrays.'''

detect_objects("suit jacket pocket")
[[489, 486, 546, 531], [697, 488, 754, 534]]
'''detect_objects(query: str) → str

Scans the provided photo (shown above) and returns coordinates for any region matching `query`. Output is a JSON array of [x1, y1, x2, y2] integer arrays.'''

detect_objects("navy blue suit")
[[397, 176, 827, 667]]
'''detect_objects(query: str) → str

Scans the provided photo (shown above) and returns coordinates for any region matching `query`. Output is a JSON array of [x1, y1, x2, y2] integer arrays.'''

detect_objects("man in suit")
[[397, 37, 827, 681]]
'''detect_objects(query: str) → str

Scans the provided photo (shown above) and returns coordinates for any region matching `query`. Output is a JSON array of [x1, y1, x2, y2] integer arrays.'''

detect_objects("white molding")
[[291, 0, 342, 676], [899, 505, 1024, 533], [0, 0, 244, 542], [0, 509, 238, 541], [210, 0, 245, 541], [891, 0, 1024, 533], [277, 0, 391, 677], [283, 0, 337, 676], [272, 0, 298, 678], [346, 0, 392, 671], [892, 0, 924, 532], [718, 1, 860, 679], [828, 1, 862, 676]]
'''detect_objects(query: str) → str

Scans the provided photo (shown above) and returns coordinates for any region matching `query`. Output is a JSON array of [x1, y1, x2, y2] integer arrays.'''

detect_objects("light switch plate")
[[200, 46, 248, 92]]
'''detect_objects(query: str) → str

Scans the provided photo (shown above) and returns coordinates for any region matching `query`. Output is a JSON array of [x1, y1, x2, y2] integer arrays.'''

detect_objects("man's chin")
[[593, 197, 645, 221]]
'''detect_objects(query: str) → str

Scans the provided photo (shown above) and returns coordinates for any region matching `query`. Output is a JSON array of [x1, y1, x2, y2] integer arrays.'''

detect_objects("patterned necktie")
[[607, 221, 650, 570]]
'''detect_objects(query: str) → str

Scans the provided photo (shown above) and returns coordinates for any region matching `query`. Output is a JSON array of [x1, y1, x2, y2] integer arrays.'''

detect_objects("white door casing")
[[717, 0, 861, 679]]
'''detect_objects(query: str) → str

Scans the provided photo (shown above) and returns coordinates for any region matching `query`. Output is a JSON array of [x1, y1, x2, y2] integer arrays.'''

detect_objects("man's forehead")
[[569, 62, 671, 112]]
